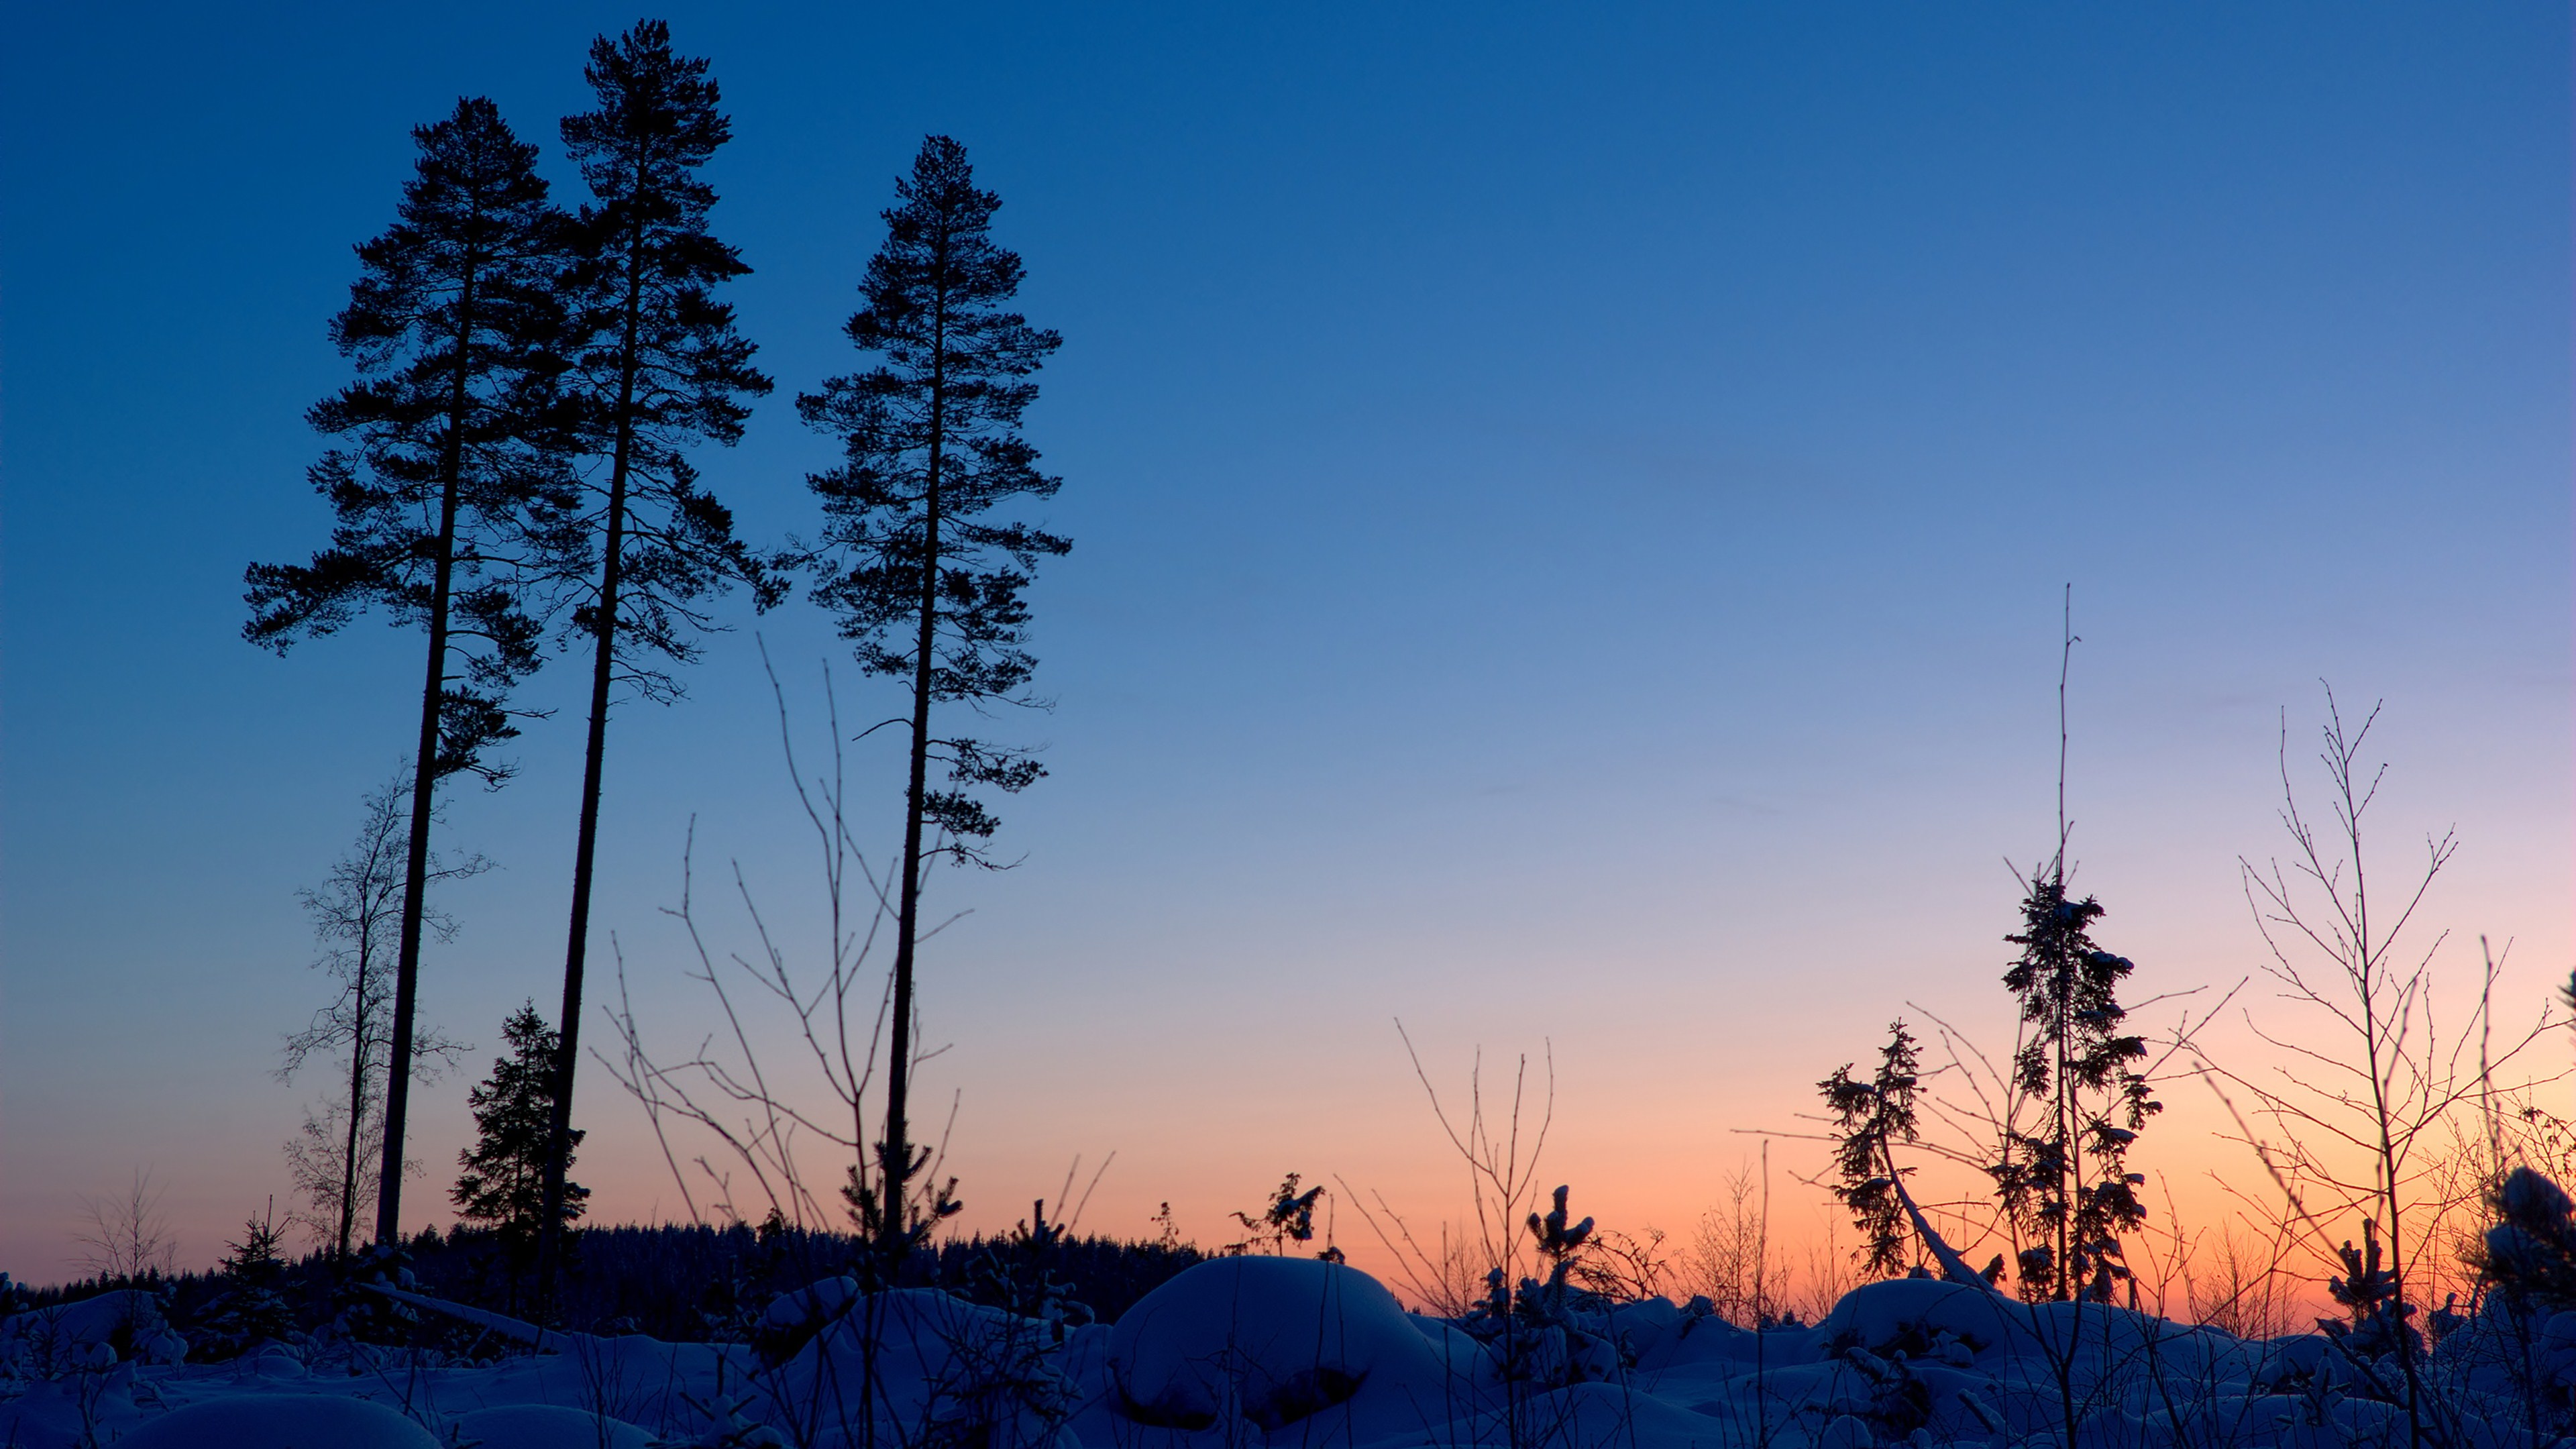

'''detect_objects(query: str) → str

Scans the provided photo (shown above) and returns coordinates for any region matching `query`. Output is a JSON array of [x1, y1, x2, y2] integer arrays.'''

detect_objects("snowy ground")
[[4, 1254, 2567, 1449]]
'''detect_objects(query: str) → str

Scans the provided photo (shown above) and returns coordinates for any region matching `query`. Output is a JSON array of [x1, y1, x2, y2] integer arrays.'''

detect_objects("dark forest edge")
[[3, 1223, 1206, 1354]]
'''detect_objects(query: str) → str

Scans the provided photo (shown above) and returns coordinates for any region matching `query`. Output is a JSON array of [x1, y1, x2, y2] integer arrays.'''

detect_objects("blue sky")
[[3, 5, 2567, 1279]]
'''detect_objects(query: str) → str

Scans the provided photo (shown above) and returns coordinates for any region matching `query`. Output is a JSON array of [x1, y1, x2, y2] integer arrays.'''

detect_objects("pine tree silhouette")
[[798, 135, 1066, 1272], [537, 17, 776, 1287], [246, 97, 573, 1246]]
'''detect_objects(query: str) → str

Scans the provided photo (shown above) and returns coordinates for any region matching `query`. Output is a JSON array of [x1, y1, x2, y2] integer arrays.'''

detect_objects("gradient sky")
[[3, 5, 2568, 1289]]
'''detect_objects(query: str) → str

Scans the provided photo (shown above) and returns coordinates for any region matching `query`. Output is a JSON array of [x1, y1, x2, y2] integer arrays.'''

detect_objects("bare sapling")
[[1680, 1157, 1792, 1328], [1340, 1024, 1560, 1316], [594, 654, 1001, 1449], [2192, 686, 2565, 1446], [278, 772, 481, 1257], [598, 647, 964, 1254], [72, 1170, 177, 1283]]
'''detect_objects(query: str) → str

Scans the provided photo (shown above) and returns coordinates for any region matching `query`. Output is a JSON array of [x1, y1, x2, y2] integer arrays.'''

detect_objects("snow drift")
[[5, 1256, 2570, 1449]]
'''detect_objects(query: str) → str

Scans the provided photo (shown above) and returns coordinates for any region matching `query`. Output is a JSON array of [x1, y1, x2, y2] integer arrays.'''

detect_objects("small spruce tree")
[[1224, 1175, 1329, 1257], [1821, 1020, 1924, 1279], [453, 1004, 586, 1267], [205, 1208, 296, 1355], [2325, 1217, 2421, 1366], [1990, 866, 2157, 1302], [1987, 602, 2159, 1303]]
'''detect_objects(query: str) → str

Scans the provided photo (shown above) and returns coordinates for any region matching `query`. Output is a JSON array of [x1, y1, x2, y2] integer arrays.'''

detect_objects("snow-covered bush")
[[2476, 1167, 2576, 1314]]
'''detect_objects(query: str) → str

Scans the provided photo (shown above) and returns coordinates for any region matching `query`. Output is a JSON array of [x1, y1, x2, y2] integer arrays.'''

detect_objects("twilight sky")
[[2, 5, 2568, 1287]]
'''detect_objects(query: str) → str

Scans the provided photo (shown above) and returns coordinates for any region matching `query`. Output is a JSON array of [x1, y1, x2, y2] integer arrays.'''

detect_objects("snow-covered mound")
[[121, 1393, 441, 1448], [1108, 1252, 1490, 1434], [0, 1289, 189, 1374], [3, 1260, 2569, 1449]]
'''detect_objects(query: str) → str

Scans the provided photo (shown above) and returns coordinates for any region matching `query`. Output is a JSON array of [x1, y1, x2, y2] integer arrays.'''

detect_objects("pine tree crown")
[[246, 95, 575, 784], [541, 20, 780, 698], [798, 135, 1071, 857]]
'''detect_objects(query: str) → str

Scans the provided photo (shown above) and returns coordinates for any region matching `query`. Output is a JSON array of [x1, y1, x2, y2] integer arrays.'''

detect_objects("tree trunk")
[[880, 241, 951, 1275], [338, 921, 370, 1259], [375, 247, 478, 1246], [539, 187, 649, 1287]]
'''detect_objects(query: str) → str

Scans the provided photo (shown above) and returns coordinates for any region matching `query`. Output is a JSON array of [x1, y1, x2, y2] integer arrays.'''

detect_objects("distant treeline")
[[19, 1224, 1203, 1346]]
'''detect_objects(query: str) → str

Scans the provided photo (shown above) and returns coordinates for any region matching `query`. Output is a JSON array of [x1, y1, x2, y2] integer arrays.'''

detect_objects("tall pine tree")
[[799, 136, 1067, 1271], [246, 97, 571, 1246], [537, 21, 777, 1279]]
